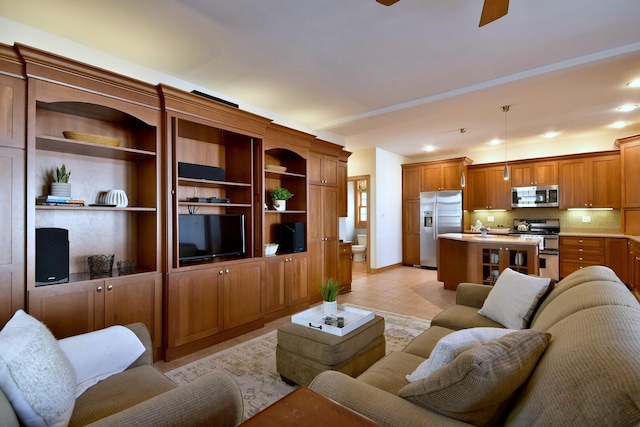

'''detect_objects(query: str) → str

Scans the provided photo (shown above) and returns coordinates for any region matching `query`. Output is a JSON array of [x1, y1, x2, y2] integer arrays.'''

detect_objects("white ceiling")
[[2, 0, 640, 163]]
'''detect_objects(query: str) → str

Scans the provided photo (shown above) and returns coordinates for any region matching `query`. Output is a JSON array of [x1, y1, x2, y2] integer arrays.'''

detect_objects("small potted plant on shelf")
[[50, 164, 71, 197], [318, 277, 342, 315], [270, 187, 293, 211]]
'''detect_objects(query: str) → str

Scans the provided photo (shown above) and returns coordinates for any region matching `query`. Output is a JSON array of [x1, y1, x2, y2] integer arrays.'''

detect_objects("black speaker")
[[36, 228, 69, 286], [278, 222, 305, 253], [178, 162, 225, 182]]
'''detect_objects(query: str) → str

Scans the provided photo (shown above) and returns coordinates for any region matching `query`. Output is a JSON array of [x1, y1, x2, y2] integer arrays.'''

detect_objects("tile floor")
[[156, 264, 456, 373]]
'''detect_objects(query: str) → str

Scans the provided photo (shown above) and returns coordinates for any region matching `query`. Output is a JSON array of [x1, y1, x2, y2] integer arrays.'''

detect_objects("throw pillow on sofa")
[[406, 327, 516, 382], [478, 268, 551, 329], [58, 325, 146, 397], [399, 329, 551, 427], [0, 310, 76, 427]]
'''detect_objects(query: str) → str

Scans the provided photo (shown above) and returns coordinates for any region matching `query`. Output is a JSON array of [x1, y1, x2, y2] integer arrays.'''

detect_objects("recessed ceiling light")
[[627, 79, 640, 88], [617, 104, 639, 112], [610, 121, 630, 129], [542, 132, 559, 138], [423, 145, 435, 152], [489, 139, 501, 145]]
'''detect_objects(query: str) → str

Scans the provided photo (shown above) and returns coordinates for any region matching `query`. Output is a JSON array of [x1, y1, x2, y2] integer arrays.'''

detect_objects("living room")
[[1, 2, 640, 426]]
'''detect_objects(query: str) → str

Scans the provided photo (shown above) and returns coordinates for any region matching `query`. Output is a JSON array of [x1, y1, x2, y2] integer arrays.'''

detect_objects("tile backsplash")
[[469, 208, 621, 234]]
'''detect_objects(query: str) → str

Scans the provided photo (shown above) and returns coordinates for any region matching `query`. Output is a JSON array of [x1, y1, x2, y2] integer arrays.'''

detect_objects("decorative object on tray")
[[270, 187, 293, 211], [104, 189, 128, 207], [265, 164, 287, 172], [117, 260, 135, 275], [88, 254, 114, 276], [63, 131, 121, 147], [264, 243, 279, 257], [318, 277, 342, 315], [50, 164, 71, 197]]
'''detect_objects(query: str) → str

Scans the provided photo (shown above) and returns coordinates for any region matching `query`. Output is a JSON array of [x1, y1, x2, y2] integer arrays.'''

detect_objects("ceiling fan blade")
[[479, 0, 509, 27], [376, 0, 400, 5]]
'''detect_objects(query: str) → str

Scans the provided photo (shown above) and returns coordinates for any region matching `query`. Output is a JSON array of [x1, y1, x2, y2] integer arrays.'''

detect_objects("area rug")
[[164, 305, 430, 420]]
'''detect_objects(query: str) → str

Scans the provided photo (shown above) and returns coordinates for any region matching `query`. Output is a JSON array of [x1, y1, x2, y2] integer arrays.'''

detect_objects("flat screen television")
[[179, 214, 245, 262]]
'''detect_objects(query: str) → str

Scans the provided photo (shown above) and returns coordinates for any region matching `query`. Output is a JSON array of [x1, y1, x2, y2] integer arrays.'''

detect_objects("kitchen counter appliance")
[[509, 218, 559, 280], [512, 185, 559, 208], [419, 191, 463, 269]]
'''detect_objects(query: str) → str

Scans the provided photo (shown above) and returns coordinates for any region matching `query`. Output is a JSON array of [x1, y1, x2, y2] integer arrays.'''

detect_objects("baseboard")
[[369, 262, 403, 274]]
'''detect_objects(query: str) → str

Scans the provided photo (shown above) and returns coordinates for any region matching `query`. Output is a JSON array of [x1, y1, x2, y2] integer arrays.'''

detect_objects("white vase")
[[323, 300, 338, 315], [105, 189, 128, 207], [273, 199, 286, 211], [50, 182, 71, 197]]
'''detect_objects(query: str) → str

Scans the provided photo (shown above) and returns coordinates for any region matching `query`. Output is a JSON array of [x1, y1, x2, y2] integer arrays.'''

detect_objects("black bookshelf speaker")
[[278, 222, 305, 253], [36, 228, 69, 285]]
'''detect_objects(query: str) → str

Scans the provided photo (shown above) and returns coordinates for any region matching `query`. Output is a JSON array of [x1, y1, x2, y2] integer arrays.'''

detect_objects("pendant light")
[[459, 128, 467, 187], [501, 105, 510, 181]]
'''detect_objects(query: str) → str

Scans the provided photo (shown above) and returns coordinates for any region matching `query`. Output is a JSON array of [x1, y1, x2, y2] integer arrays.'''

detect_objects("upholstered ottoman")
[[276, 315, 386, 386]]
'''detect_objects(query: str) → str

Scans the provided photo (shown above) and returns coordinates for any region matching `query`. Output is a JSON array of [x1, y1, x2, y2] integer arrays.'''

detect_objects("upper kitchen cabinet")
[[559, 152, 620, 209], [466, 164, 511, 211], [18, 44, 163, 352], [402, 164, 422, 200], [420, 157, 472, 192], [0, 44, 26, 328], [617, 135, 640, 235], [338, 150, 351, 217], [510, 160, 558, 187]]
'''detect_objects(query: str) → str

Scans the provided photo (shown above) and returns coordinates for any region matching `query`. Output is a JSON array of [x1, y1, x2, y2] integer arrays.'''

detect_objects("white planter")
[[322, 300, 338, 315], [273, 199, 286, 211], [50, 182, 71, 197]]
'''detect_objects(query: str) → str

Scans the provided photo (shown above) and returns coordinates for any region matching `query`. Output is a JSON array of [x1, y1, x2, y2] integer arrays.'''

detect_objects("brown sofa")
[[0, 323, 244, 427], [310, 266, 640, 426]]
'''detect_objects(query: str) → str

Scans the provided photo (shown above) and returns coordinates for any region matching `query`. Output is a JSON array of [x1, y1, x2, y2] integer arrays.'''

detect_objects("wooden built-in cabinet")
[[420, 158, 472, 192], [605, 237, 629, 284], [402, 200, 421, 266], [18, 44, 164, 357], [477, 244, 538, 286], [617, 135, 640, 235], [628, 240, 640, 297], [466, 165, 511, 211], [338, 154, 349, 217], [0, 44, 26, 329], [510, 160, 558, 186], [308, 184, 339, 303], [264, 252, 308, 320], [309, 150, 338, 186], [559, 236, 605, 278], [559, 152, 620, 209]]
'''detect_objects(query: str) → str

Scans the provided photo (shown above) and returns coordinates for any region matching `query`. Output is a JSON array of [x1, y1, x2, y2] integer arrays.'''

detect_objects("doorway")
[[347, 175, 370, 274]]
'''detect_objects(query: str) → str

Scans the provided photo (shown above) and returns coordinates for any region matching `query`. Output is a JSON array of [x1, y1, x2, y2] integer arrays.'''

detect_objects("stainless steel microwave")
[[511, 185, 559, 208]]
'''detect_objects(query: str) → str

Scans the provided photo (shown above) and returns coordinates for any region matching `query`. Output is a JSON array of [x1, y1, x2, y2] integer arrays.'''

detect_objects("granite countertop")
[[439, 233, 542, 246], [559, 231, 640, 243]]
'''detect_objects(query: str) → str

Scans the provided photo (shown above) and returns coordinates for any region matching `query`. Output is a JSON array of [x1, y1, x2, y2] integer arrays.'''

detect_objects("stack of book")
[[36, 195, 85, 206]]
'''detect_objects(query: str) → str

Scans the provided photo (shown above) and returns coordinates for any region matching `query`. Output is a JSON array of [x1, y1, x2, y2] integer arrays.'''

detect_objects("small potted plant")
[[50, 164, 71, 197], [270, 187, 293, 211], [318, 277, 342, 315]]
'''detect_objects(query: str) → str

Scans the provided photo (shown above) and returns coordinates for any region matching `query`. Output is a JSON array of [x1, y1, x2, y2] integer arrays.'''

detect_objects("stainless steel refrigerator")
[[419, 190, 463, 268]]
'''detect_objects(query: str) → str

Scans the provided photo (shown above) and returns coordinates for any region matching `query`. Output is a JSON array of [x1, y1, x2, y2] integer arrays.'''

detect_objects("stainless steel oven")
[[509, 219, 559, 281]]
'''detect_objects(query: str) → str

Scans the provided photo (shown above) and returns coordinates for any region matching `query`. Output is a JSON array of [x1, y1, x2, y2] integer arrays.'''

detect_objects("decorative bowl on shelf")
[[265, 164, 287, 172], [117, 260, 135, 275], [264, 243, 279, 256], [88, 254, 114, 275], [63, 131, 121, 147]]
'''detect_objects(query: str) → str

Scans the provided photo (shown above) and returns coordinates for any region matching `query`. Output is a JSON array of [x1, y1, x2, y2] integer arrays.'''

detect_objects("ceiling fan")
[[376, 0, 510, 27]]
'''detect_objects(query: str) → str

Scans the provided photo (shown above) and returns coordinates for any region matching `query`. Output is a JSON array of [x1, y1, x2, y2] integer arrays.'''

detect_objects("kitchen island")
[[437, 233, 542, 290]]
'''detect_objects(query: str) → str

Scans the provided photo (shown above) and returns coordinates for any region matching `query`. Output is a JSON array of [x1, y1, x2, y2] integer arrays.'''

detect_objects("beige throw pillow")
[[399, 329, 551, 427], [478, 268, 551, 329]]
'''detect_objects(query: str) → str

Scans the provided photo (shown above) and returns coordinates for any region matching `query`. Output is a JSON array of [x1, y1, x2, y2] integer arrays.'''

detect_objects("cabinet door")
[[487, 166, 512, 209], [605, 238, 628, 284], [322, 155, 338, 187], [402, 200, 420, 265], [559, 159, 588, 208], [441, 162, 463, 190], [466, 168, 489, 210], [287, 254, 309, 305], [338, 161, 348, 217], [222, 262, 264, 329], [308, 153, 338, 186], [166, 269, 221, 349], [621, 139, 640, 207], [0, 147, 25, 328], [534, 161, 558, 185], [28, 281, 105, 339], [403, 166, 421, 200], [264, 257, 286, 314], [590, 154, 620, 208], [421, 164, 443, 191], [104, 273, 162, 352], [511, 164, 534, 187]]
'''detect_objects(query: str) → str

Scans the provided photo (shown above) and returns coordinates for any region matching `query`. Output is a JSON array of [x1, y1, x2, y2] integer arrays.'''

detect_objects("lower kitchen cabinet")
[[560, 236, 605, 278], [265, 253, 308, 319], [28, 272, 162, 357], [478, 244, 538, 286], [165, 260, 264, 361], [605, 237, 629, 284], [628, 241, 640, 296]]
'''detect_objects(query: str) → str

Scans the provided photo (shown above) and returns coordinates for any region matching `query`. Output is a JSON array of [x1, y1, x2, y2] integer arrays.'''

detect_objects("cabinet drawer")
[[561, 260, 602, 277], [561, 253, 604, 263], [560, 237, 604, 248], [339, 244, 352, 255], [560, 245, 605, 256]]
